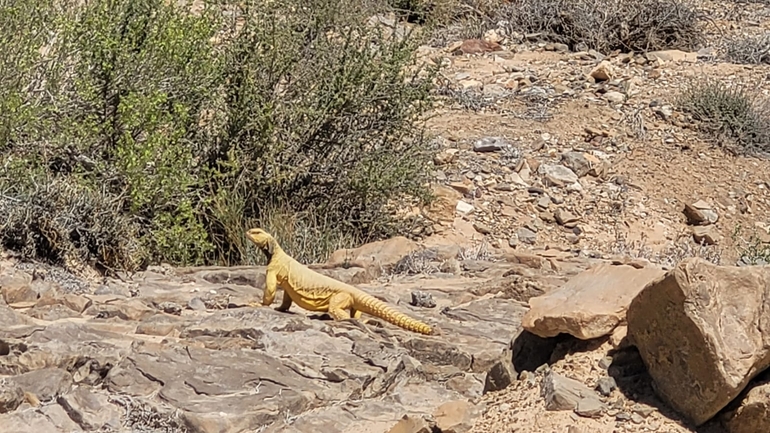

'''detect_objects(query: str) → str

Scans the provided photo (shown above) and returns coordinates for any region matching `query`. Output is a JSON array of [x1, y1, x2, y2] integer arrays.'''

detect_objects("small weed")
[[459, 239, 493, 261], [609, 232, 723, 269], [732, 224, 770, 265]]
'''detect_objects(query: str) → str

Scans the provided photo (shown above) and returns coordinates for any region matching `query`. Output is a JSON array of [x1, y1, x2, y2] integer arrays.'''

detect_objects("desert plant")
[[201, 0, 438, 264], [725, 33, 770, 65], [677, 78, 770, 156], [0, 0, 437, 270], [492, 0, 702, 53]]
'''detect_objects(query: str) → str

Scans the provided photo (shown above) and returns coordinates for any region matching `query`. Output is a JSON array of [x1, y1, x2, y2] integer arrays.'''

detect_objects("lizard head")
[[245, 228, 277, 259]]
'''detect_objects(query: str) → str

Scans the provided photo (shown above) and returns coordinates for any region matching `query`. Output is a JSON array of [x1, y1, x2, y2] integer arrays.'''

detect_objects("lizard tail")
[[354, 292, 433, 335]]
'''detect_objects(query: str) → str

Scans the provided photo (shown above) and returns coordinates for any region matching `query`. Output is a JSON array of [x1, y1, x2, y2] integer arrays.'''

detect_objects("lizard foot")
[[360, 318, 383, 329]]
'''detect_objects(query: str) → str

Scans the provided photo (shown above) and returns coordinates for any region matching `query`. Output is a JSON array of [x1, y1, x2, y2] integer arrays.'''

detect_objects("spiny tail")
[[354, 291, 433, 335]]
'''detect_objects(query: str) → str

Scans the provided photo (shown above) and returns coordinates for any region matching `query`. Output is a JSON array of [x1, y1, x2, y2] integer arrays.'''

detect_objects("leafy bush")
[[489, 0, 702, 53], [0, 0, 437, 270], [677, 78, 770, 156]]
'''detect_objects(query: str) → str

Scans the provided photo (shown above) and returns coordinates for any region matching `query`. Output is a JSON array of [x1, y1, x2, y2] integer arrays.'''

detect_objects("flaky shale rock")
[[627, 257, 770, 426], [522, 263, 665, 339]]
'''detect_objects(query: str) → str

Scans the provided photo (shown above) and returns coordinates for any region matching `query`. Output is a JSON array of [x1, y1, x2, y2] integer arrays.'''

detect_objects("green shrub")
[[201, 0, 437, 265], [0, 0, 437, 270], [677, 78, 770, 156]]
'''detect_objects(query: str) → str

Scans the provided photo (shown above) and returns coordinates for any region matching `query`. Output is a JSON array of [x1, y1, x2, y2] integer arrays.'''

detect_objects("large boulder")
[[627, 258, 770, 426], [522, 263, 665, 340], [326, 237, 420, 270]]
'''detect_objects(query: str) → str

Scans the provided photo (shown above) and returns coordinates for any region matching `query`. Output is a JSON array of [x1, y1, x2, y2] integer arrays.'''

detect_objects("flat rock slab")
[[0, 253, 545, 433], [522, 263, 665, 339], [627, 258, 770, 426]]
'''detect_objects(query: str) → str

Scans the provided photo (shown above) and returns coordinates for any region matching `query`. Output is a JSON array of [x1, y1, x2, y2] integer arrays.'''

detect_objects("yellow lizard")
[[246, 228, 434, 335]]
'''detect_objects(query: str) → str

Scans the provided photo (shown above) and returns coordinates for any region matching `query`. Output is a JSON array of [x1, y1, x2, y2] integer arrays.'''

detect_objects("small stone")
[[540, 164, 579, 186], [553, 208, 579, 226], [575, 397, 605, 418], [561, 151, 592, 177], [596, 376, 617, 397], [616, 412, 631, 421], [410, 291, 436, 309], [516, 227, 537, 245], [603, 91, 625, 104], [631, 403, 655, 418], [590, 61, 613, 81], [434, 400, 476, 433], [158, 301, 182, 315], [542, 370, 606, 412], [484, 358, 516, 394], [188, 297, 206, 311], [456, 201, 474, 214], [536, 196, 551, 209], [692, 226, 721, 245], [0, 381, 24, 413], [683, 200, 719, 225], [598, 356, 613, 369], [473, 223, 492, 235], [473, 137, 508, 153]]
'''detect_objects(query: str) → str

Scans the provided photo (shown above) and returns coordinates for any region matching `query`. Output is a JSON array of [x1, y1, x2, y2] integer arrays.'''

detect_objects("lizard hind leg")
[[350, 308, 362, 319], [328, 292, 354, 321], [276, 290, 293, 312]]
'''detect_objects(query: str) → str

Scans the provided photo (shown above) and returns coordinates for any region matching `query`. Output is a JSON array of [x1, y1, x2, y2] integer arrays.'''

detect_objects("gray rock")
[[560, 151, 592, 177], [516, 227, 537, 245], [596, 376, 617, 397], [539, 164, 578, 186], [411, 291, 436, 308], [484, 355, 516, 394], [0, 379, 24, 413], [603, 91, 625, 104], [473, 137, 509, 153], [57, 386, 121, 431], [541, 370, 606, 413], [575, 397, 605, 418]]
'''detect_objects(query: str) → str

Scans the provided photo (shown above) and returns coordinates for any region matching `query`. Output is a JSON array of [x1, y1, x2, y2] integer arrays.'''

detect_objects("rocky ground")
[[4, 1, 770, 432]]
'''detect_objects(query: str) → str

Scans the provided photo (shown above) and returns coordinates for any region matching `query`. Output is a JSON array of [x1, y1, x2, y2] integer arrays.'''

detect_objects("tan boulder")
[[627, 258, 770, 426], [522, 263, 665, 339], [326, 236, 420, 271]]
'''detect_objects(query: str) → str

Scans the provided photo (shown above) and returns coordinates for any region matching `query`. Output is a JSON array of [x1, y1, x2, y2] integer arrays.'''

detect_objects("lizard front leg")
[[253, 269, 278, 308]]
